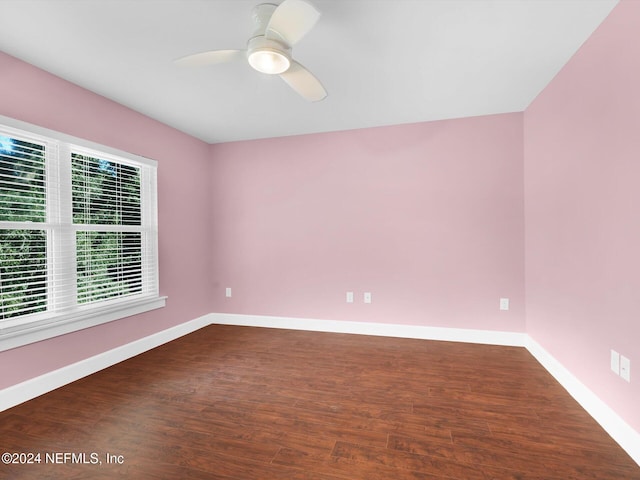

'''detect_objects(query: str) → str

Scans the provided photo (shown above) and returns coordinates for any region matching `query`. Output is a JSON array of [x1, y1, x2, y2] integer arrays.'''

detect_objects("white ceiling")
[[0, 0, 619, 144]]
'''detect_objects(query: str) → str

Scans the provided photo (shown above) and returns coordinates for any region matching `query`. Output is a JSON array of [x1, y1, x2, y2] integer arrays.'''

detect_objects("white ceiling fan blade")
[[265, 0, 320, 46], [280, 61, 327, 102], [174, 50, 244, 67]]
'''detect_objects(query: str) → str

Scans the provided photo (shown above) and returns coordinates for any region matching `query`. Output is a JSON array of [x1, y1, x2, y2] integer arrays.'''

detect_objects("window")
[[72, 153, 143, 304], [0, 116, 164, 351]]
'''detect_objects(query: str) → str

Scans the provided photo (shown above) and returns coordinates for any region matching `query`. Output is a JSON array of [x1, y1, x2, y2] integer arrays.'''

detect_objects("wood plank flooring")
[[1, 324, 638, 479]]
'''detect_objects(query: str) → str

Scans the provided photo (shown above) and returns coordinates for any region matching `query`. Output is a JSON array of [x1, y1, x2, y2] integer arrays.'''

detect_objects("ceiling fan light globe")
[[248, 48, 290, 74]]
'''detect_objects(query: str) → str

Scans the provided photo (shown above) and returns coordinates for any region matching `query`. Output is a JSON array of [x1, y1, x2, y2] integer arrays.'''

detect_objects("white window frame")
[[0, 115, 165, 352]]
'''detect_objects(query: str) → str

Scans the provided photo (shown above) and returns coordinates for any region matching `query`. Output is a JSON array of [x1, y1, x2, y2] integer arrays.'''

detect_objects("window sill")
[[0, 296, 167, 352]]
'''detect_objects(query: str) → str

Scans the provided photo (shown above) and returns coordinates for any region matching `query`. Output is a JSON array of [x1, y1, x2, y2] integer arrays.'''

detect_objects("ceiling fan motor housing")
[[251, 3, 278, 37]]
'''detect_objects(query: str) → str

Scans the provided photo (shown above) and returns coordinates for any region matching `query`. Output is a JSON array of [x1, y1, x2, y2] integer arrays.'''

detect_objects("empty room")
[[1, 0, 639, 478]]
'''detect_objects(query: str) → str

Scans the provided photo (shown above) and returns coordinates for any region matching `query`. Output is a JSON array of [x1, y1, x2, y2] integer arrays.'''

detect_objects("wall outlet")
[[364, 292, 372, 304], [346, 291, 354, 303], [499, 298, 509, 311], [620, 355, 631, 382], [611, 350, 620, 374], [225, 287, 232, 298]]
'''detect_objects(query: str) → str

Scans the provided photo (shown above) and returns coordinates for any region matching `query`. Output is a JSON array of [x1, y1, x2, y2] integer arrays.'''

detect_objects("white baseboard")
[[0, 314, 211, 412], [525, 337, 640, 466], [2, 311, 638, 466], [209, 312, 528, 346]]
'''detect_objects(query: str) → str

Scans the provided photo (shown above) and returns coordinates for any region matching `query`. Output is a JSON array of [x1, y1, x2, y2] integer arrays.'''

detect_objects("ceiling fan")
[[175, 0, 327, 102]]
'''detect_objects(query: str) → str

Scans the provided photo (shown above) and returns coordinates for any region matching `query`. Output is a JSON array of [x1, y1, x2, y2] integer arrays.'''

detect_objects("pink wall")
[[524, 0, 640, 432], [209, 113, 525, 331], [0, 52, 212, 388]]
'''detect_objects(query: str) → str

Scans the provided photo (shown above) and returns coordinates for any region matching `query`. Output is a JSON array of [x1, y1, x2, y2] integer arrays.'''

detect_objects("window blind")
[[0, 134, 48, 319], [0, 229, 47, 319], [0, 135, 46, 223], [72, 153, 141, 226], [71, 152, 146, 306], [76, 231, 143, 304]]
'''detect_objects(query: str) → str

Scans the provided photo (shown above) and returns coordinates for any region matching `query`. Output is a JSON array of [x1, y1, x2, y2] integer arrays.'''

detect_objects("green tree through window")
[[0, 230, 47, 319]]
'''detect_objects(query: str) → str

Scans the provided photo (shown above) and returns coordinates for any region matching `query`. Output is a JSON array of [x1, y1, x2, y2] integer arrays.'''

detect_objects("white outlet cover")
[[346, 292, 354, 303], [499, 298, 509, 311], [225, 287, 232, 298], [364, 292, 372, 304], [620, 355, 631, 382], [611, 350, 620, 374]]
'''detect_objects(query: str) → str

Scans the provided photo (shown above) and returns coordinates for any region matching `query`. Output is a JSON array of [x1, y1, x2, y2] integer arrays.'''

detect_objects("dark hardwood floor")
[[1, 324, 638, 479]]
